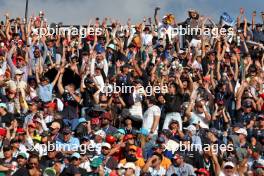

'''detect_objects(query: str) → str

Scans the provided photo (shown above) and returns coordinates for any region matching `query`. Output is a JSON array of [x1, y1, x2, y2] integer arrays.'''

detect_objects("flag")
[[220, 12, 236, 27]]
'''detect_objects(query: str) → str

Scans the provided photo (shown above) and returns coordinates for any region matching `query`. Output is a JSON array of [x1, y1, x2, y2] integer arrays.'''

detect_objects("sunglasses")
[[29, 162, 38, 166], [224, 166, 234, 169], [102, 147, 110, 150], [63, 132, 71, 135], [129, 149, 136, 153]]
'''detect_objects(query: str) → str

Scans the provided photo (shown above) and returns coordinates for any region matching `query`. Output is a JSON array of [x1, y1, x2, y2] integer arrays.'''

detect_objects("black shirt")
[[0, 112, 15, 127], [61, 164, 87, 176], [81, 87, 97, 108], [13, 167, 30, 176], [164, 93, 183, 113]]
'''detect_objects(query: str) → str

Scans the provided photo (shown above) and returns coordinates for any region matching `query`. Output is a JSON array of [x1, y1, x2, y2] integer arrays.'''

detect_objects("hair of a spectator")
[[152, 152, 163, 161]]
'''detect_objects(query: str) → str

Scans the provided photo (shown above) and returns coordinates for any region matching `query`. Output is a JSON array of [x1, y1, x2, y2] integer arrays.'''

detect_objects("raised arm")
[[57, 68, 65, 95], [7, 45, 17, 73], [51, 68, 62, 87], [154, 7, 160, 26], [252, 11, 256, 30]]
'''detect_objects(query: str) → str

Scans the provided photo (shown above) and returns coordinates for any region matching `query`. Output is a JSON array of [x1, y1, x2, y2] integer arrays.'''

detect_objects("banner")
[[220, 12, 236, 27]]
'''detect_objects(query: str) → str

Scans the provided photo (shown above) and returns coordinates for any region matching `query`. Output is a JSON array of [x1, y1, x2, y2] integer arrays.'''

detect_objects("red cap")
[[123, 134, 134, 141], [91, 117, 100, 125], [195, 168, 210, 176], [16, 128, 25, 134], [45, 102, 57, 109], [101, 112, 112, 121], [0, 128, 7, 136], [105, 135, 116, 144], [28, 123, 36, 128]]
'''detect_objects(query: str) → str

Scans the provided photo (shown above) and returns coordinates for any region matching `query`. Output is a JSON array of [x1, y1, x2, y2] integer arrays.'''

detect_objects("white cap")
[[107, 44, 116, 50], [101, 142, 111, 149], [235, 128, 248, 136], [15, 69, 24, 75], [0, 103, 7, 109], [223, 161, 235, 168], [123, 162, 136, 170], [95, 130, 106, 138]]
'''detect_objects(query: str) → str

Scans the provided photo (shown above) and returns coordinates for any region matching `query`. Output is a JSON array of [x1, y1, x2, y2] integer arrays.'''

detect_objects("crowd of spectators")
[[0, 7, 263, 176]]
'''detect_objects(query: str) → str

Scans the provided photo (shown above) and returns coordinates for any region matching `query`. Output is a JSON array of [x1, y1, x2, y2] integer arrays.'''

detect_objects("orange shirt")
[[161, 156, 172, 170]]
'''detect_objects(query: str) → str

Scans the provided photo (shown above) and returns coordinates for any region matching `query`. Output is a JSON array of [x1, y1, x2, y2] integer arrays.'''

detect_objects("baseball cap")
[[195, 168, 210, 176], [62, 127, 72, 134], [105, 135, 116, 144], [71, 152, 81, 159], [78, 118, 87, 123], [17, 152, 28, 159], [101, 112, 112, 121], [173, 152, 184, 160], [123, 134, 134, 141], [0, 103, 7, 109], [101, 142, 111, 149], [16, 128, 25, 134], [117, 129, 126, 135], [129, 145, 137, 151], [123, 162, 136, 170], [44, 102, 56, 109], [207, 128, 219, 136], [0, 128, 7, 136], [235, 128, 248, 136], [107, 43, 116, 50], [152, 143, 164, 150], [243, 100, 252, 108], [94, 130, 106, 138], [15, 69, 24, 75], [50, 121, 61, 129], [223, 161, 235, 168]]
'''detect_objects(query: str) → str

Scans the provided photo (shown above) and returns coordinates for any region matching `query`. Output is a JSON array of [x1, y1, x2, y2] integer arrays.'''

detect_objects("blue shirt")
[[38, 83, 53, 102]]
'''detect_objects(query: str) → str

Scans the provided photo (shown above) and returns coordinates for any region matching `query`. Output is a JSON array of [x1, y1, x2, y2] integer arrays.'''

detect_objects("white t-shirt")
[[148, 166, 166, 176], [141, 33, 153, 46], [190, 112, 209, 129], [143, 105, 161, 134], [158, 22, 173, 42], [219, 171, 239, 176]]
